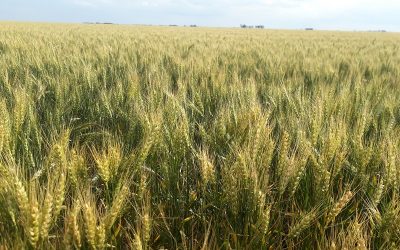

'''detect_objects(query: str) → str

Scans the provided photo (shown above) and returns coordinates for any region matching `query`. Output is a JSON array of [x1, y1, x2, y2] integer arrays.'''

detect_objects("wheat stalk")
[[288, 210, 318, 238], [40, 192, 53, 239], [83, 203, 97, 249], [327, 190, 353, 224]]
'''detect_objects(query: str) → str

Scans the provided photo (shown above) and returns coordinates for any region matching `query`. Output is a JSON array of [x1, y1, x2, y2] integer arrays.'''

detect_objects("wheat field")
[[0, 22, 400, 249]]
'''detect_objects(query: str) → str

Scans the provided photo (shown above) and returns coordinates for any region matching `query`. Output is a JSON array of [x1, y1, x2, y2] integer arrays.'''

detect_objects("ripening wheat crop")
[[0, 22, 400, 249]]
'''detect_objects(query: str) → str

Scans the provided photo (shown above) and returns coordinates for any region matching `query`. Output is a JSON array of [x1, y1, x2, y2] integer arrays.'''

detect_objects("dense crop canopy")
[[0, 22, 400, 249]]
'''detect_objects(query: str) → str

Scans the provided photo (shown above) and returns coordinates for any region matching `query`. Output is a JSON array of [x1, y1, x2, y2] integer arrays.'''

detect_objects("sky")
[[1, 0, 400, 31]]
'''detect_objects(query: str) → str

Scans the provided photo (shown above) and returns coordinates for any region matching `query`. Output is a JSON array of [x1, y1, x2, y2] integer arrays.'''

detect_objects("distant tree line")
[[83, 22, 115, 25], [168, 24, 197, 27], [240, 24, 264, 29]]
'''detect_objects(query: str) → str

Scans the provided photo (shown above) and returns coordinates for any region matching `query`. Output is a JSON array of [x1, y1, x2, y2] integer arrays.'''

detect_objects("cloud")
[[70, 0, 171, 7], [1, 0, 399, 30], [71, 0, 114, 7], [68, 0, 400, 14]]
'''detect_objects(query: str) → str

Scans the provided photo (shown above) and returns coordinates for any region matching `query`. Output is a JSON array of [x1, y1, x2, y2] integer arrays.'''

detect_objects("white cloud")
[[71, 0, 170, 7], [69, 0, 400, 12], [71, 0, 113, 7], [2, 0, 398, 29], [49, 0, 400, 29]]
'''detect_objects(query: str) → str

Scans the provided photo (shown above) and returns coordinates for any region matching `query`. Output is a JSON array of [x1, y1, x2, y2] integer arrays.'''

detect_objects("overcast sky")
[[1, 0, 399, 31]]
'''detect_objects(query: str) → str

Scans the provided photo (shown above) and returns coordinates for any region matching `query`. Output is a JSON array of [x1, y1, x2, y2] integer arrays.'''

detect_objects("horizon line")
[[0, 20, 397, 33]]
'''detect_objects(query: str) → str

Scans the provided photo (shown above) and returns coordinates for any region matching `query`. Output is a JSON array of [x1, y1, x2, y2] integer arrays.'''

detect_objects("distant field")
[[1, 22, 400, 249]]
